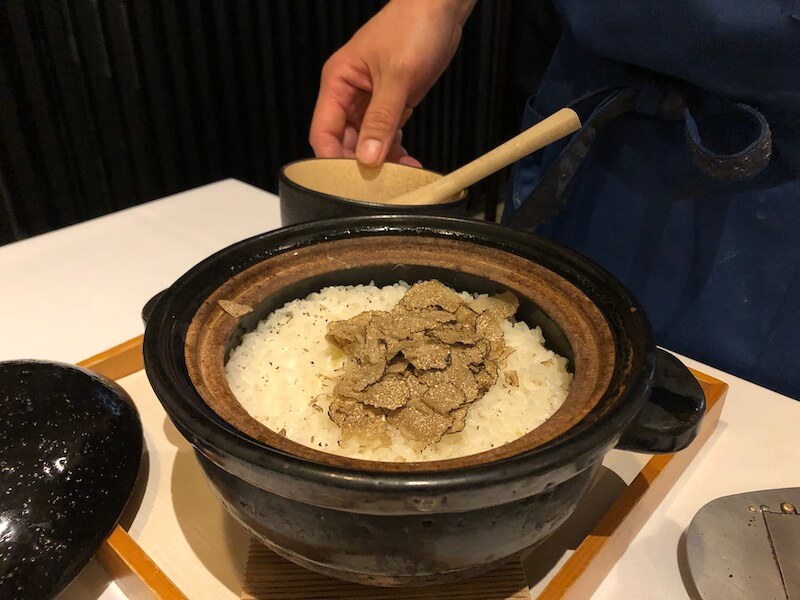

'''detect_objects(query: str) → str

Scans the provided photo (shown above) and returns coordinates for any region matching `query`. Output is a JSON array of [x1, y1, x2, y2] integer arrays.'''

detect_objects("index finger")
[[309, 91, 348, 158]]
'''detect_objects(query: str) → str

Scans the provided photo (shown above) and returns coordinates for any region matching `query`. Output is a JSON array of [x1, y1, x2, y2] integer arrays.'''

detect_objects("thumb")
[[356, 80, 409, 167]]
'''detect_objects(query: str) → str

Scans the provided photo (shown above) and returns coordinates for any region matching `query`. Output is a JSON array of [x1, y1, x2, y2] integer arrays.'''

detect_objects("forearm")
[[440, 0, 478, 26], [388, 0, 476, 27]]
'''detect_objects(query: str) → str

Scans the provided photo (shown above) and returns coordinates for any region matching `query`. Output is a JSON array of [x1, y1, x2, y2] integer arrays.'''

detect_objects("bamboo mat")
[[241, 543, 529, 600]]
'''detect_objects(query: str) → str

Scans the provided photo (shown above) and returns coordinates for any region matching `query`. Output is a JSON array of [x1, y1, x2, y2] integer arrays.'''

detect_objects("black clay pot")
[[142, 216, 704, 586], [279, 158, 468, 226]]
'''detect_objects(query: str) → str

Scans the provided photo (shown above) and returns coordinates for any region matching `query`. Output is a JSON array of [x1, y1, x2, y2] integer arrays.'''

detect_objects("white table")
[[2, 179, 798, 599]]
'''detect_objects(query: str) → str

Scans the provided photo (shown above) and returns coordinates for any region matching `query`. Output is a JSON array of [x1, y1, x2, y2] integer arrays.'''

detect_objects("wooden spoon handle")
[[390, 108, 581, 206]]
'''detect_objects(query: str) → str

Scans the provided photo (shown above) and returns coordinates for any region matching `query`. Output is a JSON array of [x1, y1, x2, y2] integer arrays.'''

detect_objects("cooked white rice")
[[225, 283, 571, 462]]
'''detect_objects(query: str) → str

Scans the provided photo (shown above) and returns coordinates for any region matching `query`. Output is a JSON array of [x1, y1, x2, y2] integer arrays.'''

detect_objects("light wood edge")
[[79, 336, 186, 599], [78, 337, 727, 600], [536, 369, 728, 599], [390, 108, 581, 205], [95, 528, 188, 600], [79, 334, 144, 380]]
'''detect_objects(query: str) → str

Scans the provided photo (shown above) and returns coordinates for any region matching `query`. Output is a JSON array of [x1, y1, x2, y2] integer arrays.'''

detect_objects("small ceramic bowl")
[[279, 158, 468, 226]]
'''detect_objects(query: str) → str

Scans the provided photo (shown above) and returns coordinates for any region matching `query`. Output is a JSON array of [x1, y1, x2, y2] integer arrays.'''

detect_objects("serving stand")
[[80, 336, 726, 600]]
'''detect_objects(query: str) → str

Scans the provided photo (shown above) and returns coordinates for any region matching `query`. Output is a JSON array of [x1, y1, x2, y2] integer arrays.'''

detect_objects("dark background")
[[0, 1, 560, 246]]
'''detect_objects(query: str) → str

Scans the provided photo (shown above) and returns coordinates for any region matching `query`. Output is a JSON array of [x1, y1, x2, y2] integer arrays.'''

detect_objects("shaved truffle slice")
[[362, 375, 409, 410], [388, 401, 452, 444], [333, 361, 385, 398], [218, 300, 253, 318], [429, 322, 480, 345], [325, 280, 519, 447], [421, 382, 466, 415], [386, 308, 455, 338], [419, 361, 480, 404], [326, 312, 374, 357], [473, 367, 496, 395], [505, 370, 520, 387], [404, 373, 428, 402], [482, 359, 499, 379], [475, 312, 504, 343], [399, 280, 464, 312], [451, 339, 490, 366], [385, 356, 410, 374], [455, 366, 481, 402], [448, 406, 469, 433], [328, 398, 389, 444], [454, 305, 479, 328], [475, 312, 508, 363], [401, 334, 451, 370], [469, 291, 520, 320]]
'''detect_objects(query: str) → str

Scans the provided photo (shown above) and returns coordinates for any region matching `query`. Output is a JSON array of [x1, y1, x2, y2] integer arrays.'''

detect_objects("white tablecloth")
[[2, 179, 797, 599]]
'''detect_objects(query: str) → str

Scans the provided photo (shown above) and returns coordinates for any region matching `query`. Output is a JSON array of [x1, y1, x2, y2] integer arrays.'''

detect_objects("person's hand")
[[309, 0, 475, 168]]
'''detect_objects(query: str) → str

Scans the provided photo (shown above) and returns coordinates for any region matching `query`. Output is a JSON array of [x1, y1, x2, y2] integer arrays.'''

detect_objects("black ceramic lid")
[[0, 361, 143, 599]]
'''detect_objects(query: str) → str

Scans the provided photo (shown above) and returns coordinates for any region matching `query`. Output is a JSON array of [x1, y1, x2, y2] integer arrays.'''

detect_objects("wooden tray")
[[79, 336, 727, 600]]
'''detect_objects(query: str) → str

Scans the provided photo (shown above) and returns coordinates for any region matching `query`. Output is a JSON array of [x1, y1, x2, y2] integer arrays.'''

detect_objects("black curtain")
[[0, 1, 560, 245]]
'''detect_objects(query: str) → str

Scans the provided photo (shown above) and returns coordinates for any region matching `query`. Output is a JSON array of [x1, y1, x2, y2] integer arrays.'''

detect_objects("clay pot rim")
[[185, 235, 618, 471]]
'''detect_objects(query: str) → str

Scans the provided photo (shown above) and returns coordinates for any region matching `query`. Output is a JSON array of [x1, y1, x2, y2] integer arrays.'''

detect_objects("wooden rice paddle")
[[389, 107, 581, 206]]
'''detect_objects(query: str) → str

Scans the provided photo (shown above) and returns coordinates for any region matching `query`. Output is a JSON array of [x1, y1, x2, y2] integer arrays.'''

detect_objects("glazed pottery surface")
[[279, 158, 468, 226], [0, 361, 143, 598], [143, 216, 704, 586]]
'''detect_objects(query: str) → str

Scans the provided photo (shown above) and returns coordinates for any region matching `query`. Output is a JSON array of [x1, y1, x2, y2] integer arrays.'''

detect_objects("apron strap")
[[684, 102, 772, 181], [511, 85, 773, 230]]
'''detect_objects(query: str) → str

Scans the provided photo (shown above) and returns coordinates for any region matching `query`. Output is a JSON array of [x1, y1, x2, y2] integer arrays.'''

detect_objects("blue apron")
[[503, 1, 800, 399]]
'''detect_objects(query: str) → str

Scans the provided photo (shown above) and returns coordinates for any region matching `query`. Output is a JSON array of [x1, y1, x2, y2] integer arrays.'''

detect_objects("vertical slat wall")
[[0, 1, 553, 246]]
